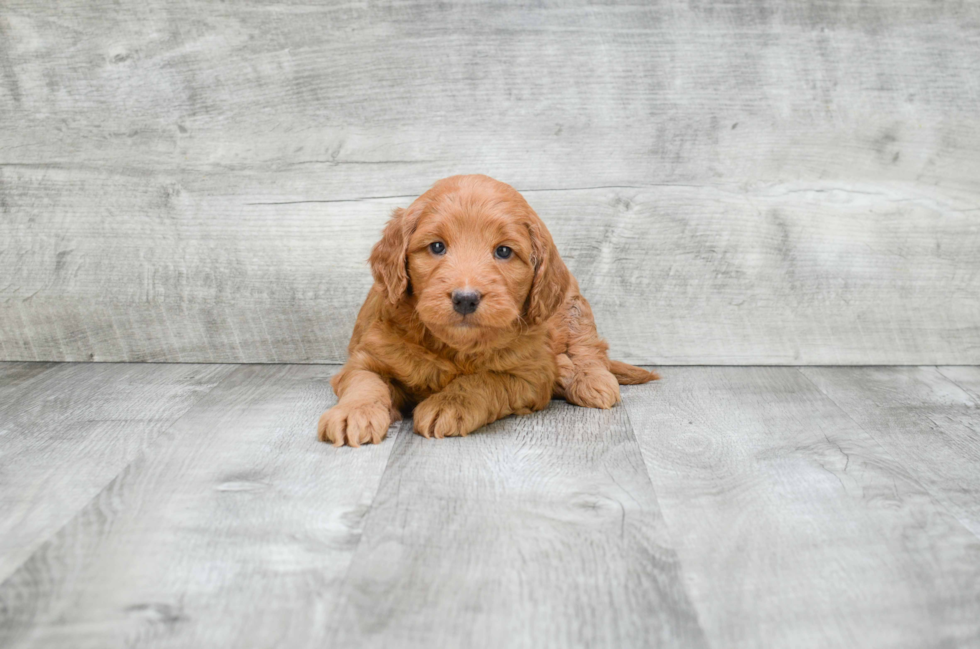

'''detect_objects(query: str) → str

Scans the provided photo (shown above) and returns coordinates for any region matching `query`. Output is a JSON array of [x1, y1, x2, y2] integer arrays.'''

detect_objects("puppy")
[[318, 174, 658, 446]]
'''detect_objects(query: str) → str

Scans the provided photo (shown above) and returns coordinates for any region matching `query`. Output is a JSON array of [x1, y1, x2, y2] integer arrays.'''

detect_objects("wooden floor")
[[1, 363, 978, 648]]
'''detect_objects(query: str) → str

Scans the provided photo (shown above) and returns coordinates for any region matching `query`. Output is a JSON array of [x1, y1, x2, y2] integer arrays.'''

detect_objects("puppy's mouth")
[[424, 311, 519, 351], [451, 316, 481, 329]]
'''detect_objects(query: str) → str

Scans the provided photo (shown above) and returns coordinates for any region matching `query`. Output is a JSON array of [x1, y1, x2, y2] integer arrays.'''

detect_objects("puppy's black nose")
[[452, 289, 481, 315]]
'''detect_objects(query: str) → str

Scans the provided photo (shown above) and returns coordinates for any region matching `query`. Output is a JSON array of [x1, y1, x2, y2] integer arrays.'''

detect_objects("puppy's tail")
[[609, 360, 660, 385]]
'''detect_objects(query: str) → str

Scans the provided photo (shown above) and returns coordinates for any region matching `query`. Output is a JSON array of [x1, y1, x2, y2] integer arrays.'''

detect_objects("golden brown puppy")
[[318, 174, 658, 446]]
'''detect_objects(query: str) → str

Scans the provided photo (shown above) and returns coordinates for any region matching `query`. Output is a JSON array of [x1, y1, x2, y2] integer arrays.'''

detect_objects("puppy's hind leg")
[[565, 358, 658, 408], [555, 298, 620, 408], [556, 297, 657, 409], [562, 355, 621, 409]]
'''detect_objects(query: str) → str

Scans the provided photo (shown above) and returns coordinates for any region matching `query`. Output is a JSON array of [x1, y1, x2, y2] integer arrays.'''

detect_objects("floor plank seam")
[[934, 366, 980, 403], [619, 386, 714, 649], [323, 418, 410, 646], [795, 367, 980, 544]]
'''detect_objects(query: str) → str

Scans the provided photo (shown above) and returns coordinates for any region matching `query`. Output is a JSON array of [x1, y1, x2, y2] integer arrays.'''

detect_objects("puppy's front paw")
[[318, 401, 392, 447], [413, 393, 480, 439], [565, 367, 620, 409]]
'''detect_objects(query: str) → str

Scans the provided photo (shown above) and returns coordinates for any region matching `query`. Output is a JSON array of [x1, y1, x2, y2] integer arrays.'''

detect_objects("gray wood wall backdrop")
[[1, 0, 978, 364]]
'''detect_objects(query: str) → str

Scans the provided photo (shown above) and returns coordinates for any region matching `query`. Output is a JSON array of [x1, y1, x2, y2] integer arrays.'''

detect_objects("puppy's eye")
[[429, 241, 446, 255], [494, 245, 513, 260]]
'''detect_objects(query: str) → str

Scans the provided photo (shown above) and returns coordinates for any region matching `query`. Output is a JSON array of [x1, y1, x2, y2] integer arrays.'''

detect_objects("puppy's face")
[[369, 175, 570, 352], [407, 196, 534, 349]]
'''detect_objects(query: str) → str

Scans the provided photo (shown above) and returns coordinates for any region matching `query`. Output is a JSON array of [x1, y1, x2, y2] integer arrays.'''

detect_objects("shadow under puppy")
[[319, 174, 659, 446]]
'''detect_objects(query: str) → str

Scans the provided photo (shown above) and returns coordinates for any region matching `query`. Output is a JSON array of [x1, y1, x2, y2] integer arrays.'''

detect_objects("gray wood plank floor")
[[333, 403, 706, 649], [1, 363, 978, 648], [622, 368, 980, 649], [801, 367, 980, 538], [0, 363, 234, 583]]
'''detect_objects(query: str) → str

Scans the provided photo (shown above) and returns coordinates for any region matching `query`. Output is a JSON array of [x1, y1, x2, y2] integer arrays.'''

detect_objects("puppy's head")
[[370, 175, 570, 350]]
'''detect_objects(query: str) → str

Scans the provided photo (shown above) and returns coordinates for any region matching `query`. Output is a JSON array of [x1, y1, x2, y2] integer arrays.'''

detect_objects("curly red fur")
[[318, 174, 659, 446]]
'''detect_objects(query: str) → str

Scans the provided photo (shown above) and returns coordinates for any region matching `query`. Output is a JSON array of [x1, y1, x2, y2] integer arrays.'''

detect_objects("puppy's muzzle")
[[452, 289, 481, 315]]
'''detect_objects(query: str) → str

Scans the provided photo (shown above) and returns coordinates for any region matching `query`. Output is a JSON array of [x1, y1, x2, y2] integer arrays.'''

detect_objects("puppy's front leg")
[[318, 368, 397, 447], [413, 372, 550, 439]]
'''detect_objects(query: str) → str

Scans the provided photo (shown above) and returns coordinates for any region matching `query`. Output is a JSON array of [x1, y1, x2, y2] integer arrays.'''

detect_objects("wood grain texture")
[[332, 401, 706, 649], [0, 362, 58, 404], [3, 363, 980, 646], [621, 367, 980, 649], [0, 362, 232, 583], [0, 364, 400, 649], [2, 0, 980, 363], [801, 366, 980, 537]]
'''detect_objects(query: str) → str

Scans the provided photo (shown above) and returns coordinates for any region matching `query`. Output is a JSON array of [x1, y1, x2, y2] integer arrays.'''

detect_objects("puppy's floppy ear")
[[370, 206, 421, 304], [525, 217, 571, 325]]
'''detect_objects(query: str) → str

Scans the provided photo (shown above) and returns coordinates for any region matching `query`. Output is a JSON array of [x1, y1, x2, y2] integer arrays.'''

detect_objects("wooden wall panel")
[[2, 0, 978, 363]]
